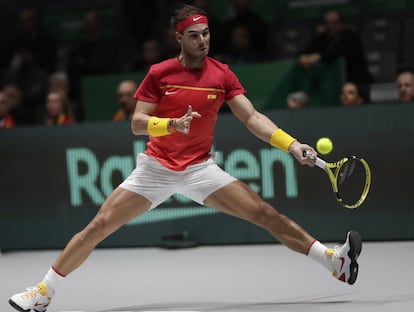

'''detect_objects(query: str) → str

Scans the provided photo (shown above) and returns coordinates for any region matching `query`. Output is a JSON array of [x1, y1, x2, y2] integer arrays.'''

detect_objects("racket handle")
[[314, 157, 327, 169], [303, 150, 327, 169]]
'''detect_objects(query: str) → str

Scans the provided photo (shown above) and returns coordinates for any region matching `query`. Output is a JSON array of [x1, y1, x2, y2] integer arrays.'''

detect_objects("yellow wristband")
[[147, 117, 171, 137], [270, 128, 296, 152]]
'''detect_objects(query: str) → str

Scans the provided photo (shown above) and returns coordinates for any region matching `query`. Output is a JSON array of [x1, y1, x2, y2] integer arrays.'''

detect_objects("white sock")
[[307, 240, 334, 272], [42, 266, 65, 294]]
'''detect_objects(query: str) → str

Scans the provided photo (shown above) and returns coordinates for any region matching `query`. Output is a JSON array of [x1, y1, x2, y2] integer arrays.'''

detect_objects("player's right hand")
[[289, 141, 317, 167], [174, 105, 201, 134]]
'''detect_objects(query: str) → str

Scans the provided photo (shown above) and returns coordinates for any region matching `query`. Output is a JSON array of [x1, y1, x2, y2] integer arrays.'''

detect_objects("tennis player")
[[9, 4, 362, 312]]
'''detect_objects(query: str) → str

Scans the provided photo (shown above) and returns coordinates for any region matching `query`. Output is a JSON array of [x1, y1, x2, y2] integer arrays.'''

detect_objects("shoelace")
[[22, 285, 49, 297], [20, 287, 39, 300], [325, 246, 337, 257], [333, 246, 341, 255]]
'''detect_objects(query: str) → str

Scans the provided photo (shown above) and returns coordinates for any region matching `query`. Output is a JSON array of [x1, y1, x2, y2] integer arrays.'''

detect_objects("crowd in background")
[[1, 0, 414, 129]]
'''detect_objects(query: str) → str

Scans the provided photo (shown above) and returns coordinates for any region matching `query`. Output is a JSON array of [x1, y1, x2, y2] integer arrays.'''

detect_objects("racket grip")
[[303, 150, 327, 169]]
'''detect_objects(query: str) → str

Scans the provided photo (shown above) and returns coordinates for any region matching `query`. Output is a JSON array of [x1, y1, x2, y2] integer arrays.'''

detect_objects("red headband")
[[176, 14, 209, 32]]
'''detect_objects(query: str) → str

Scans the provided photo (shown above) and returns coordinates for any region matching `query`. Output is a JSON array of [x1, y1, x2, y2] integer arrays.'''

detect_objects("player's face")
[[178, 23, 210, 59]]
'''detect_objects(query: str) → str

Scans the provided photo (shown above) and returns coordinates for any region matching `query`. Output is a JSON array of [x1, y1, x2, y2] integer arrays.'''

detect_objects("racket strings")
[[338, 160, 356, 186], [337, 159, 366, 206]]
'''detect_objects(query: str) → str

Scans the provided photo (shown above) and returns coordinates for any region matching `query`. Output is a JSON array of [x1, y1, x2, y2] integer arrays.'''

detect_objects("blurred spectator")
[[132, 38, 163, 72], [298, 9, 373, 86], [2, 83, 28, 125], [42, 89, 74, 125], [221, 24, 260, 64], [48, 71, 84, 122], [162, 26, 180, 59], [397, 70, 414, 102], [61, 10, 121, 111], [112, 80, 137, 121], [5, 8, 56, 73], [69, 10, 120, 76], [123, 0, 160, 48], [4, 45, 48, 124], [340, 82, 365, 106], [0, 90, 16, 129], [287, 91, 309, 109], [0, 44, 7, 80], [223, 0, 268, 57], [48, 71, 70, 94]]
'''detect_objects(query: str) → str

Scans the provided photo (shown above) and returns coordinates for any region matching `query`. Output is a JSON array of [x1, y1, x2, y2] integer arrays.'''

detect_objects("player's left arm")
[[131, 100, 158, 135], [131, 100, 201, 136], [227, 94, 316, 166]]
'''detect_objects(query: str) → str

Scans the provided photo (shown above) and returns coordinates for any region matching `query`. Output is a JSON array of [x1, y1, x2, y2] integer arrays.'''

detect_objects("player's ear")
[[175, 31, 182, 43]]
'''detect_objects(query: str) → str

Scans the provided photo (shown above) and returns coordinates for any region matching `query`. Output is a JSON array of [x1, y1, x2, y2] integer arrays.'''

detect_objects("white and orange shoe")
[[9, 282, 53, 312], [329, 231, 362, 285]]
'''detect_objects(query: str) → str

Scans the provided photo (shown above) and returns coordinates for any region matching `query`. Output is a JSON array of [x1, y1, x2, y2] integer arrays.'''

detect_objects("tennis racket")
[[304, 151, 371, 209]]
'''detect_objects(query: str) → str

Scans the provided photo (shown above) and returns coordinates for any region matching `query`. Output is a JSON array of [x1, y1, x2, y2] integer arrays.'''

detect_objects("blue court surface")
[[1, 241, 413, 312]]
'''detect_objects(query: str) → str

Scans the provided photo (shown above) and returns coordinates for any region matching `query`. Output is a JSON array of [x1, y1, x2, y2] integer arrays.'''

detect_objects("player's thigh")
[[90, 187, 151, 236], [204, 180, 275, 223]]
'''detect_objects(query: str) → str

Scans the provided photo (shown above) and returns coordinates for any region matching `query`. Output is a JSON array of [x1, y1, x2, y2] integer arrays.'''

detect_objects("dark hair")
[[170, 4, 207, 29]]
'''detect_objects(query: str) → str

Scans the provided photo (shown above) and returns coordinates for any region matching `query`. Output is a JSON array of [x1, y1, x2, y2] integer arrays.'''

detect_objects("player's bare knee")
[[77, 217, 107, 245], [248, 201, 277, 228]]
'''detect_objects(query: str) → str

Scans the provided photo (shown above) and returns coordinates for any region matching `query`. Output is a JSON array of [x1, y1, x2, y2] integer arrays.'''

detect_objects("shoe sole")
[[8, 299, 47, 312], [8, 299, 29, 312], [346, 230, 362, 285]]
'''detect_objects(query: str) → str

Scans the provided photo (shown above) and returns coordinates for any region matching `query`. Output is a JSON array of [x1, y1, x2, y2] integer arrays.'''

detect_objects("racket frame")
[[305, 152, 371, 209]]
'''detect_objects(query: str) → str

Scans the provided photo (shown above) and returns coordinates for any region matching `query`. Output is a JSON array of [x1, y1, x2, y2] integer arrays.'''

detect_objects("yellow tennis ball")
[[316, 137, 333, 154]]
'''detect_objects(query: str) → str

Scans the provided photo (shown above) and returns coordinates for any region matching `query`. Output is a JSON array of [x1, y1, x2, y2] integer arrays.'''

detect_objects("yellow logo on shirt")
[[207, 94, 217, 99]]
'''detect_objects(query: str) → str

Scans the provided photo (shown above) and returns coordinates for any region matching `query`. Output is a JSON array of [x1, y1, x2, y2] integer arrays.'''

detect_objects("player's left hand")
[[289, 141, 317, 166], [174, 105, 202, 134]]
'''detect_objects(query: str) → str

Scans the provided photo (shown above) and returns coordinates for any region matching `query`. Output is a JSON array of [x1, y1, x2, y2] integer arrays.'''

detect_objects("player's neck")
[[178, 53, 205, 69]]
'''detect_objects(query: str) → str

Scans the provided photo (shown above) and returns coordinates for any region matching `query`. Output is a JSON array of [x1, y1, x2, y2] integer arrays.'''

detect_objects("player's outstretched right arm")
[[227, 94, 316, 166]]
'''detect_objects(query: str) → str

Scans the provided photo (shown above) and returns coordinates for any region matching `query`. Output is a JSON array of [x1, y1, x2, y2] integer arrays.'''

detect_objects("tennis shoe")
[[330, 231, 362, 285], [9, 282, 53, 312]]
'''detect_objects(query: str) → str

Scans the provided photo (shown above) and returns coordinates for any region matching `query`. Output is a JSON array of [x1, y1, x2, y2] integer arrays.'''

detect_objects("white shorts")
[[119, 153, 237, 209]]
